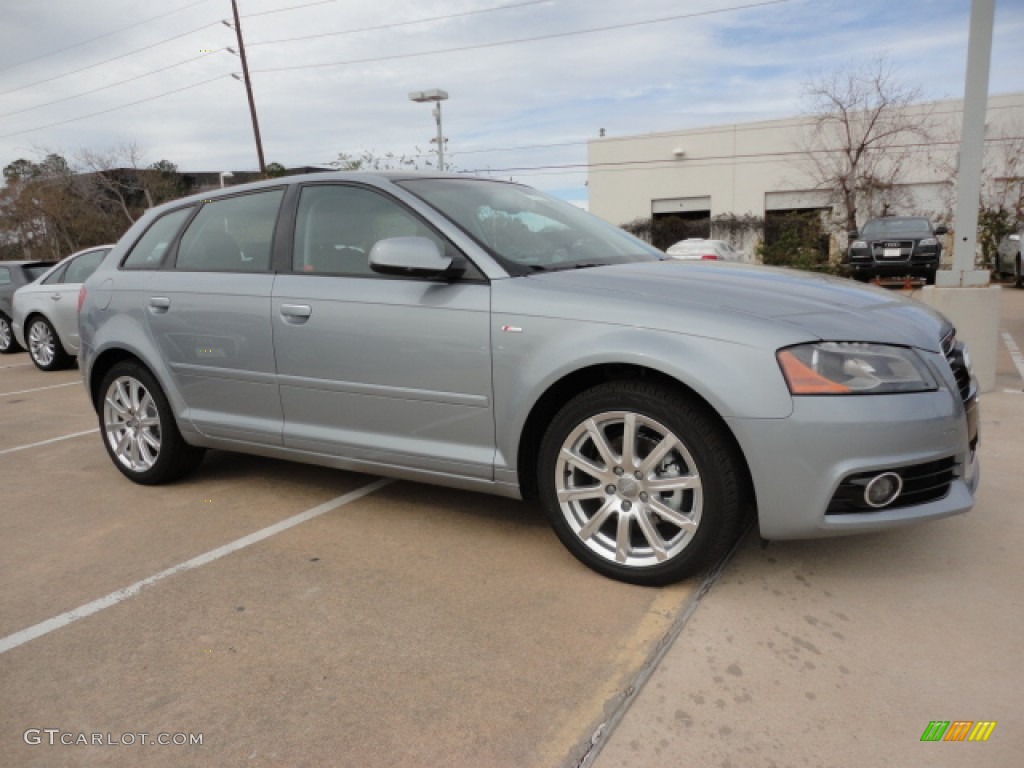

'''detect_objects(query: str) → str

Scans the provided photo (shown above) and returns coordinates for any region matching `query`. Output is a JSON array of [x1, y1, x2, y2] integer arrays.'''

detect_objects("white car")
[[665, 238, 744, 262], [13, 245, 113, 370], [995, 225, 1022, 288]]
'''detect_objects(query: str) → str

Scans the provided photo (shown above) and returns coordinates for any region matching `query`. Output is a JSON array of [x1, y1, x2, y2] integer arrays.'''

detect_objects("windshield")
[[397, 178, 662, 274], [861, 218, 932, 237]]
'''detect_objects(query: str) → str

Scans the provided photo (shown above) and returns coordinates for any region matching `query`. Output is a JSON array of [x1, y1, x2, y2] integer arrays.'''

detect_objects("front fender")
[[491, 316, 795, 474]]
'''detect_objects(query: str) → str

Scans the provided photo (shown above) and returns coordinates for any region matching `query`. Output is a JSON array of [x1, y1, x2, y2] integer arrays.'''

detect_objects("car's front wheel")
[[537, 380, 745, 586], [98, 362, 205, 485], [27, 316, 71, 371], [0, 312, 21, 354]]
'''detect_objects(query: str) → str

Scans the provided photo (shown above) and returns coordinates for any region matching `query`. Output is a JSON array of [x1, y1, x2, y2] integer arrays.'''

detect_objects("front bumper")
[[728, 368, 978, 539]]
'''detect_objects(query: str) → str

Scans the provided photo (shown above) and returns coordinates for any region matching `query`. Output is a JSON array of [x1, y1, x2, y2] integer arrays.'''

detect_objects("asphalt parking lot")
[[2, 285, 1022, 767]]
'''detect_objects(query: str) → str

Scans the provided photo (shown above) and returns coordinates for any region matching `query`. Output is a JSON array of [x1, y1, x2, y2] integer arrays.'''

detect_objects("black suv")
[[845, 217, 947, 284]]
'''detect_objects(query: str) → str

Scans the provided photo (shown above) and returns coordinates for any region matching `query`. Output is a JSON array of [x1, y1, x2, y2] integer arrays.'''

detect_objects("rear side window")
[[123, 208, 195, 269], [42, 264, 69, 285], [0, 267, 10, 285], [24, 264, 51, 281], [176, 190, 284, 272], [64, 248, 110, 284]]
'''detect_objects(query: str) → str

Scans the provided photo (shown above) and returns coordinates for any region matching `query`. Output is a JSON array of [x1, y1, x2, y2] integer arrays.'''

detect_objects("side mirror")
[[847, 230, 859, 239], [369, 237, 464, 279], [934, 225, 948, 236]]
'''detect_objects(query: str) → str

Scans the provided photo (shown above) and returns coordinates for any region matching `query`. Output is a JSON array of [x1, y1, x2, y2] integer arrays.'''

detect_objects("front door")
[[272, 183, 494, 479]]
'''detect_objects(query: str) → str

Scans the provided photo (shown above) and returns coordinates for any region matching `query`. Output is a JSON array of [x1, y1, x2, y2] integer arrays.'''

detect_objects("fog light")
[[864, 472, 902, 508]]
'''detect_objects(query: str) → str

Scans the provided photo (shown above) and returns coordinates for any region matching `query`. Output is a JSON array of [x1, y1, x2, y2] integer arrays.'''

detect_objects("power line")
[[461, 136, 1024, 175], [242, 0, 342, 19], [0, 51, 224, 119], [253, 0, 792, 74], [248, 0, 553, 47], [0, 20, 222, 97], [0, 75, 230, 139], [447, 102, 1024, 160], [0, 0, 212, 74]]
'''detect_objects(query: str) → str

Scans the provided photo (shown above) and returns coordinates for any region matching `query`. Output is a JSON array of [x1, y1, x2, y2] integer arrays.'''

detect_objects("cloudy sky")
[[1, 0, 1022, 204]]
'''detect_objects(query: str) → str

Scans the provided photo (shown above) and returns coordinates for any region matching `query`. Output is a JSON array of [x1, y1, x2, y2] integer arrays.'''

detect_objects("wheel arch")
[[516, 363, 754, 509], [88, 348, 155, 412]]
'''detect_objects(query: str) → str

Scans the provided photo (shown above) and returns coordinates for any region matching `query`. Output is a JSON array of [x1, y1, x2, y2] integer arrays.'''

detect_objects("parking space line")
[[0, 362, 33, 369], [1002, 331, 1024, 384], [0, 477, 394, 655], [0, 381, 80, 397], [0, 428, 99, 457]]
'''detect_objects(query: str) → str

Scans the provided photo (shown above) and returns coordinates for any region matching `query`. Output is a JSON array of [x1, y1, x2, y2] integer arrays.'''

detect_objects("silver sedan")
[[13, 245, 112, 370]]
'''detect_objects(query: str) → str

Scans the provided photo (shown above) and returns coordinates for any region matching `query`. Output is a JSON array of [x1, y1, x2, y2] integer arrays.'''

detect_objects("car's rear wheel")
[[1016, 256, 1022, 289], [537, 380, 745, 586], [0, 313, 21, 354], [98, 362, 205, 485], [27, 316, 71, 371]]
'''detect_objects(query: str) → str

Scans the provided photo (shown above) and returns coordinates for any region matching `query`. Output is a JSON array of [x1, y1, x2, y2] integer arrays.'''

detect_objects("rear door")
[[125, 189, 285, 445], [271, 182, 495, 479], [41, 248, 110, 352]]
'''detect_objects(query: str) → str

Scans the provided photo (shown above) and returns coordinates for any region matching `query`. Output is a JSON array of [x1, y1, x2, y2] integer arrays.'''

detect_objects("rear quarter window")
[[122, 207, 195, 269]]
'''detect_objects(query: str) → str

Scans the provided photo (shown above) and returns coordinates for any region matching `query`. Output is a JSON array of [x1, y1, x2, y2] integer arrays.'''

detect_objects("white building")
[[587, 92, 1024, 258]]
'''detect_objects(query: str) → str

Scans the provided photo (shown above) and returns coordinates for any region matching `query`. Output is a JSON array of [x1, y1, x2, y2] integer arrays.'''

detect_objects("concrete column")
[[919, 285, 1001, 392], [924, 0, 1000, 392]]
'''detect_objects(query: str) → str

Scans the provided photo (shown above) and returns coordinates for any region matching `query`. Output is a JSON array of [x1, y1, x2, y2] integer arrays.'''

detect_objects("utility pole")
[[229, 0, 266, 175]]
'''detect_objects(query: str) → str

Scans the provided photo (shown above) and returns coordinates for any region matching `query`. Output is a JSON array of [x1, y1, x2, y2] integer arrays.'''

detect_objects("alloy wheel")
[[28, 320, 56, 367], [554, 410, 702, 568], [0, 316, 11, 351], [103, 375, 163, 473]]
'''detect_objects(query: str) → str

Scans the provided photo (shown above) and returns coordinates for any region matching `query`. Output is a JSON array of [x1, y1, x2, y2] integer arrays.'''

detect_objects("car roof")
[[145, 171, 510, 216]]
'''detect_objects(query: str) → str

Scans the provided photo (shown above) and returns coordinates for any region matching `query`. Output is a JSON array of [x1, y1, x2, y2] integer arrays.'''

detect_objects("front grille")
[[941, 329, 971, 403], [827, 456, 957, 515], [871, 240, 913, 261]]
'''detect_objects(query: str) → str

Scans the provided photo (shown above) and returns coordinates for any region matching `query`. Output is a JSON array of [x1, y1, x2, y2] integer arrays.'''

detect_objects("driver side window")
[[292, 185, 451, 276]]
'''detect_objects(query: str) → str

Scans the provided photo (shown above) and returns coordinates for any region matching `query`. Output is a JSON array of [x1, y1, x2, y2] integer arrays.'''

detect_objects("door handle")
[[148, 297, 171, 314], [50, 293, 62, 301], [280, 304, 312, 323]]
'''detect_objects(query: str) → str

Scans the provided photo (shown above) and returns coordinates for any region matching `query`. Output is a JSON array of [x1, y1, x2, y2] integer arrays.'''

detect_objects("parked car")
[[666, 238, 744, 261], [0, 260, 57, 354], [12, 245, 113, 370], [995, 224, 1022, 287], [79, 173, 979, 586], [845, 217, 947, 284]]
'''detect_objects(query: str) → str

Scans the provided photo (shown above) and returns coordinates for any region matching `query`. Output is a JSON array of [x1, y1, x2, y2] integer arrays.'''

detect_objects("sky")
[[1, 0, 1022, 206]]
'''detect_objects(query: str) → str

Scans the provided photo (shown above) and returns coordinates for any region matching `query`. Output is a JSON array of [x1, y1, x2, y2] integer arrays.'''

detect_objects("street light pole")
[[409, 89, 449, 171], [228, 0, 267, 176]]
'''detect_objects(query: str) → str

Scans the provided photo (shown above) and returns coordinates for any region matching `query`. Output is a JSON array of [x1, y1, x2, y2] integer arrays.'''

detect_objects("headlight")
[[777, 342, 938, 395], [850, 240, 867, 249], [918, 237, 938, 247]]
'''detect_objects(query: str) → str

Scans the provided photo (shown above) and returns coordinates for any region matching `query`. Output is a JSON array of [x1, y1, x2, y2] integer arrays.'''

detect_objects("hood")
[[528, 261, 951, 352]]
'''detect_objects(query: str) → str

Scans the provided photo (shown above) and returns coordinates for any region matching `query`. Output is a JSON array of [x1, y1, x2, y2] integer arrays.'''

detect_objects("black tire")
[[0, 312, 21, 354], [1016, 256, 1023, 289], [925, 269, 937, 286], [97, 361, 205, 485], [537, 380, 746, 586], [26, 315, 72, 371]]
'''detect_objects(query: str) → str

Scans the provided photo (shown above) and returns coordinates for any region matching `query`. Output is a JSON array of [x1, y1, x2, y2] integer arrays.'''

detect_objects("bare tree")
[[76, 143, 184, 224], [799, 57, 933, 232], [2, 145, 184, 259], [330, 147, 446, 172]]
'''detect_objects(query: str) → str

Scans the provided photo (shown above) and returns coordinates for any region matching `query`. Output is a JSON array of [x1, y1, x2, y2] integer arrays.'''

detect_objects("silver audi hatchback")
[[79, 173, 980, 585]]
